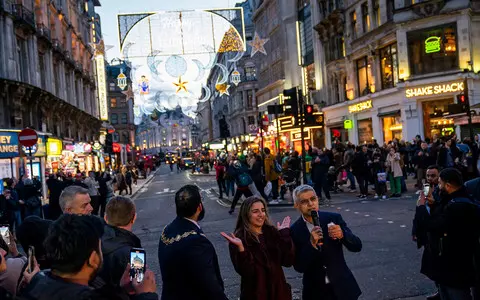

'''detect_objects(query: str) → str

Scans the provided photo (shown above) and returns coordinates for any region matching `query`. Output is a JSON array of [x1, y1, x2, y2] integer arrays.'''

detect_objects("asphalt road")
[[131, 165, 435, 300]]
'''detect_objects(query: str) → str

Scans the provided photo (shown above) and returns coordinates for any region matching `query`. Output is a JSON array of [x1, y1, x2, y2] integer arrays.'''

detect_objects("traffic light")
[[105, 133, 113, 154], [304, 105, 315, 126], [283, 88, 299, 117], [219, 117, 230, 138], [457, 92, 470, 111]]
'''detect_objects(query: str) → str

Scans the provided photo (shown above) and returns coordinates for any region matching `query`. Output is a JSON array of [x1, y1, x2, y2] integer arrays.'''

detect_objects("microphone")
[[310, 210, 323, 248]]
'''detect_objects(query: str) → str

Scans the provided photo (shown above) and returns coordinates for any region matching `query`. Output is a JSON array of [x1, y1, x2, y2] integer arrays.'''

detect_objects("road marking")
[[364, 214, 370, 217], [336, 207, 342, 210], [345, 209, 350, 212], [377, 217, 383, 220], [388, 221, 394, 224], [164, 188, 169, 192], [354, 212, 359, 214], [400, 225, 406, 228], [216, 198, 231, 208]]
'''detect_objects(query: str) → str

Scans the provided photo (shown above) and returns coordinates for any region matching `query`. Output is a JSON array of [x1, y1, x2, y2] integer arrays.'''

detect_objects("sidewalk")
[[130, 168, 161, 198]]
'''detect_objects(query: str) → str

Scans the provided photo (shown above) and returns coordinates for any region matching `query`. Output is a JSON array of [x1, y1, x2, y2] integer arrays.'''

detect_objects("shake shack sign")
[[405, 82, 464, 98]]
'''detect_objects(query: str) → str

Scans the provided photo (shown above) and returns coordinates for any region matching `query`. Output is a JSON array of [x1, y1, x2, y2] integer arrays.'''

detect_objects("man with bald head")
[[59, 186, 93, 215]]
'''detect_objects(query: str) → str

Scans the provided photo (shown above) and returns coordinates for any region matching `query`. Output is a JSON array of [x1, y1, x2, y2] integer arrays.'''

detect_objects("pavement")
[[131, 165, 436, 300]]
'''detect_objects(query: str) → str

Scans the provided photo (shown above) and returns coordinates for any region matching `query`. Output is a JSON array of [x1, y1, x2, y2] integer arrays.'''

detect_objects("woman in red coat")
[[221, 196, 295, 300]]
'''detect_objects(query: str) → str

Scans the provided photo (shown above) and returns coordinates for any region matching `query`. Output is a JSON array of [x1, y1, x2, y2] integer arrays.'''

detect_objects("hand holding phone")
[[130, 248, 146, 283], [0, 226, 10, 246], [28, 246, 36, 273]]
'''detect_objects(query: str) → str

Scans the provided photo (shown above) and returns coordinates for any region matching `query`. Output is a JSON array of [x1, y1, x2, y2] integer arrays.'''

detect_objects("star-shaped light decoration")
[[173, 77, 189, 93], [249, 32, 269, 57], [122, 85, 134, 100], [216, 82, 230, 96]]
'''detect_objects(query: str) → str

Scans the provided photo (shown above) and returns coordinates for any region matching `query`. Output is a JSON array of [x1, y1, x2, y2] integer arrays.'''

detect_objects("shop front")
[[379, 110, 403, 143], [0, 131, 20, 179]]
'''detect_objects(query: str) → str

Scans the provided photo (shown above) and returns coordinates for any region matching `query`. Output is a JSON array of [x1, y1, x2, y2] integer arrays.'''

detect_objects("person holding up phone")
[[19, 214, 158, 300], [221, 196, 294, 300]]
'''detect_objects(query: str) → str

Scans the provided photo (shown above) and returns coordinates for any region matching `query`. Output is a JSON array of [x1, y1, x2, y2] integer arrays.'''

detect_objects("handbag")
[[264, 181, 272, 196]]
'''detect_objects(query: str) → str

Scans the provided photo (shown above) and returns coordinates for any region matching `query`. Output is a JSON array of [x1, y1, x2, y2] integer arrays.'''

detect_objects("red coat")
[[229, 226, 295, 300]]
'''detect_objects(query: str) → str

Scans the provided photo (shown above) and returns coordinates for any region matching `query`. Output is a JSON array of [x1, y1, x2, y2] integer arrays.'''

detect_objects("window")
[[350, 11, 357, 39], [374, 0, 381, 27], [407, 23, 458, 76], [109, 82, 115, 91], [306, 63, 316, 91], [356, 57, 374, 96], [298, 2, 314, 66], [245, 64, 257, 81], [111, 113, 118, 125], [387, 0, 394, 21], [119, 98, 127, 107], [247, 90, 253, 108], [121, 113, 128, 124], [380, 44, 398, 89], [248, 116, 255, 125], [110, 98, 117, 108], [325, 35, 344, 63], [362, 3, 370, 33]]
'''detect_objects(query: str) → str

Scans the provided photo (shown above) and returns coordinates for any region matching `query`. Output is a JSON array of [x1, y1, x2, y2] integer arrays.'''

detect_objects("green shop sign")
[[344, 120, 353, 129], [425, 36, 441, 54]]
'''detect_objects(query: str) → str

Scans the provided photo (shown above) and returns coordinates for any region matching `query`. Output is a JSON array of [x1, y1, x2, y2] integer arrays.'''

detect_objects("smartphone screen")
[[130, 248, 146, 283], [423, 184, 430, 197], [0, 226, 9, 246], [28, 246, 35, 273]]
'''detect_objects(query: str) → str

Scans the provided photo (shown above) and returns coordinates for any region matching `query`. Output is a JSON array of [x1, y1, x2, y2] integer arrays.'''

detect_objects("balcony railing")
[[1, 0, 14, 14], [36, 23, 51, 42], [12, 4, 36, 30], [52, 39, 64, 54], [74, 62, 83, 73]]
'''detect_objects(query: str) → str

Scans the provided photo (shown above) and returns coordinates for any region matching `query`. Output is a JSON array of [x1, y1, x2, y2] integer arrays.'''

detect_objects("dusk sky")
[[96, 0, 241, 60]]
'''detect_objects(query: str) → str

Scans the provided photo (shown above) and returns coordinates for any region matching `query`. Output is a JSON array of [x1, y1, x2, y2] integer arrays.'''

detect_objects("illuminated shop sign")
[[425, 36, 441, 53], [348, 100, 372, 114], [96, 54, 109, 121], [0, 132, 19, 158], [47, 138, 63, 156], [344, 120, 353, 129], [291, 130, 310, 141], [405, 82, 464, 98]]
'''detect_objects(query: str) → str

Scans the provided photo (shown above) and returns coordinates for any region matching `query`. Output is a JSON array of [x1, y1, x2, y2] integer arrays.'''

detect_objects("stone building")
[[0, 0, 102, 140]]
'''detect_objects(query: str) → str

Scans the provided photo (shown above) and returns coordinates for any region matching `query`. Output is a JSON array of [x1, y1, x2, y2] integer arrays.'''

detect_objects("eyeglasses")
[[299, 196, 318, 206]]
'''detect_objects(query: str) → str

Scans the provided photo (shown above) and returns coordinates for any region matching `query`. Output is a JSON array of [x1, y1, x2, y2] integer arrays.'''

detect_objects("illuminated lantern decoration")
[[117, 69, 127, 90], [231, 70, 241, 86]]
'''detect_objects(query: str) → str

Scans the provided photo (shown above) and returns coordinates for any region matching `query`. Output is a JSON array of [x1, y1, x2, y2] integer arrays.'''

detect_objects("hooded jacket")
[[98, 224, 142, 289]]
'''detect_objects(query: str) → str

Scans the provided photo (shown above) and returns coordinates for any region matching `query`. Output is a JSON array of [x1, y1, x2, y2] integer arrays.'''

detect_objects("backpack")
[[25, 195, 41, 209], [237, 172, 253, 187]]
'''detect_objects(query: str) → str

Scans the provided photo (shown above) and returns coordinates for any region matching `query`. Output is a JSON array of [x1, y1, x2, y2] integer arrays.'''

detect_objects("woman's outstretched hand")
[[221, 232, 245, 252], [277, 216, 291, 230]]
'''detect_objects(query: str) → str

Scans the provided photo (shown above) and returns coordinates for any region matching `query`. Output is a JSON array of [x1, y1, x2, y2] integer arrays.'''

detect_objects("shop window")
[[356, 56, 374, 96], [422, 99, 455, 139], [121, 113, 128, 124], [111, 113, 118, 125], [407, 23, 458, 76], [382, 116, 403, 143], [110, 98, 117, 108], [362, 3, 370, 33], [387, 0, 394, 21], [373, 0, 381, 27], [380, 44, 398, 89], [330, 127, 349, 144], [350, 11, 357, 39], [357, 118, 373, 144]]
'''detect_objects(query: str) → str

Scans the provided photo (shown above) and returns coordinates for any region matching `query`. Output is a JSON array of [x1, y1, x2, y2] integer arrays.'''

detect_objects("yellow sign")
[[291, 130, 310, 141], [348, 100, 373, 113], [96, 54, 109, 121], [47, 138, 63, 156], [405, 82, 464, 98]]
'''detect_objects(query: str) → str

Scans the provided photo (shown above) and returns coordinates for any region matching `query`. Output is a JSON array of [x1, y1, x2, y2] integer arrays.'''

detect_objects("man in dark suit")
[[158, 185, 228, 300], [290, 184, 362, 300]]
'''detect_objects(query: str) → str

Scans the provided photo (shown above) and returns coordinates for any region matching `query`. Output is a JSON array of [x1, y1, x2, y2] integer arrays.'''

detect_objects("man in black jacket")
[[98, 196, 142, 291], [290, 184, 362, 300], [416, 168, 479, 300], [158, 185, 228, 300], [20, 214, 158, 300]]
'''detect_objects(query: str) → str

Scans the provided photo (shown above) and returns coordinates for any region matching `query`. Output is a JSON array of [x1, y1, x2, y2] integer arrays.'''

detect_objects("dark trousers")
[[90, 195, 100, 216], [356, 175, 369, 195], [98, 195, 107, 218], [230, 188, 253, 212], [127, 183, 132, 195], [322, 284, 339, 300], [314, 175, 331, 200], [438, 285, 472, 300], [254, 179, 268, 200], [416, 168, 425, 189], [217, 179, 226, 198], [271, 179, 279, 200]]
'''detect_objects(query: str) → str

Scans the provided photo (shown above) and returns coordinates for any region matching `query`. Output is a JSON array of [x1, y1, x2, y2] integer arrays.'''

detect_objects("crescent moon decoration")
[[198, 85, 211, 102], [227, 51, 244, 63], [192, 59, 206, 82], [203, 44, 216, 69], [215, 63, 229, 85], [122, 42, 135, 61]]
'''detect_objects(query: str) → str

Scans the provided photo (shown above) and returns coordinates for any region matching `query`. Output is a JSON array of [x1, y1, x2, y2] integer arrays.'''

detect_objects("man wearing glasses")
[[290, 185, 362, 300]]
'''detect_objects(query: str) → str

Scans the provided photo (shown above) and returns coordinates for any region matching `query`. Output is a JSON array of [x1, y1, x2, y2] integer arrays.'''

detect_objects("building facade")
[[316, 0, 480, 147], [0, 0, 104, 181]]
